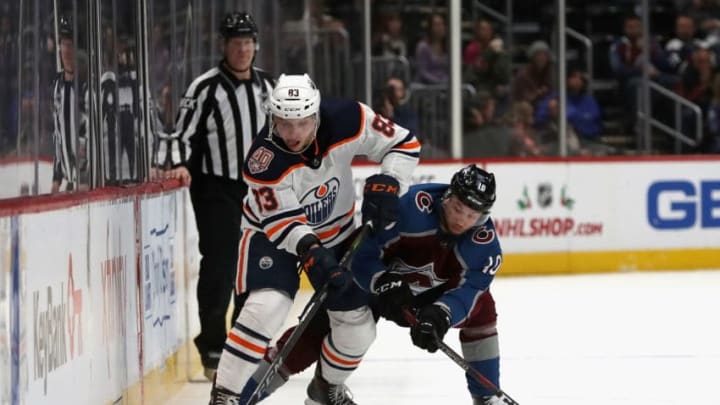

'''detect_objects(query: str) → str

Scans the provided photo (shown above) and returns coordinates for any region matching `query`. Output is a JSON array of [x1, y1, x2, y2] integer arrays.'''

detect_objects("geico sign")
[[647, 181, 720, 229]]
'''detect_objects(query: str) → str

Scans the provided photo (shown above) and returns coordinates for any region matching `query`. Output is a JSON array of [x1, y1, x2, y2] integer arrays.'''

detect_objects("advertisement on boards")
[[352, 160, 720, 254], [86, 199, 139, 403], [489, 163, 606, 253], [642, 162, 720, 245], [20, 207, 91, 404], [183, 189, 201, 342], [352, 162, 605, 253], [140, 192, 183, 371], [0, 217, 10, 405]]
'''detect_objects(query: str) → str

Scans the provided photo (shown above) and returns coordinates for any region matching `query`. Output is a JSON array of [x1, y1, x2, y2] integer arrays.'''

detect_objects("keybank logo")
[[647, 181, 720, 229]]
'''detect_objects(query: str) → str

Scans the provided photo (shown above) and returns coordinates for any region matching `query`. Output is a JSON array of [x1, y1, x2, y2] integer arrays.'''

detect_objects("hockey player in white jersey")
[[209, 73, 421, 405]]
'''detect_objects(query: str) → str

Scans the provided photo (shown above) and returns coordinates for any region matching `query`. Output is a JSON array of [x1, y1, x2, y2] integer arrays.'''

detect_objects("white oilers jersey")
[[242, 97, 421, 255]]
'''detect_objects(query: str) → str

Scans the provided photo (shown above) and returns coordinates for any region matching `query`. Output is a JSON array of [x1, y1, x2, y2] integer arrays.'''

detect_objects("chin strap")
[[300, 138, 321, 168]]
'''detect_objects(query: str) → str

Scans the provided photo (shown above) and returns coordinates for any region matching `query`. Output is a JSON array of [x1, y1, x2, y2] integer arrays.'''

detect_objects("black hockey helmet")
[[58, 15, 73, 40], [445, 164, 496, 213], [220, 11, 258, 40]]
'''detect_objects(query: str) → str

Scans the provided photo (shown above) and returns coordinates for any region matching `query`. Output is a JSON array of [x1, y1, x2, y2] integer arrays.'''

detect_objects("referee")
[[165, 11, 274, 380], [51, 16, 87, 193]]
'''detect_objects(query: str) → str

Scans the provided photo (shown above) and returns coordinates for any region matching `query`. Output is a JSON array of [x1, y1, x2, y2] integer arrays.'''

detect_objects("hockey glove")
[[373, 272, 414, 327], [302, 246, 352, 296], [362, 174, 400, 231], [410, 304, 451, 353]]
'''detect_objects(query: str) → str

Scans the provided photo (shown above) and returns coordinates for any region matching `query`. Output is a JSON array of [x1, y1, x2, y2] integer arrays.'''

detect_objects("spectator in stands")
[[151, 22, 171, 95], [686, 0, 720, 47], [512, 40, 553, 108], [665, 15, 703, 74], [281, 0, 346, 74], [508, 101, 544, 157], [676, 46, 717, 108], [535, 68, 602, 140], [534, 68, 605, 155], [463, 19, 510, 111], [676, 46, 717, 140], [414, 13, 449, 85], [0, 13, 17, 154], [376, 76, 419, 136], [463, 90, 511, 157], [373, 11, 408, 58], [609, 14, 673, 134], [704, 72, 720, 152]]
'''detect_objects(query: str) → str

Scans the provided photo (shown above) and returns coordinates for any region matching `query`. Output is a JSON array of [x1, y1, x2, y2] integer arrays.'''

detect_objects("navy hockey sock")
[[466, 357, 500, 398]]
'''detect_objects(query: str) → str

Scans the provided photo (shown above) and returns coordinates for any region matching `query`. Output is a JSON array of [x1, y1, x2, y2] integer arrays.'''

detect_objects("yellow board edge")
[[299, 248, 720, 289]]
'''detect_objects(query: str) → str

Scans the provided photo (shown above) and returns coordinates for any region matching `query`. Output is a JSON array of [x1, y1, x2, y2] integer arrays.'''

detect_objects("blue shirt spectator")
[[534, 69, 602, 140]]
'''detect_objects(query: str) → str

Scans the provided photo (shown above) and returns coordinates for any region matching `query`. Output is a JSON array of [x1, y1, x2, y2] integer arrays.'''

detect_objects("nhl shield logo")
[[537, 183, 553, 208], [248, 147, 274, 174], [259, 256, 273, 269]]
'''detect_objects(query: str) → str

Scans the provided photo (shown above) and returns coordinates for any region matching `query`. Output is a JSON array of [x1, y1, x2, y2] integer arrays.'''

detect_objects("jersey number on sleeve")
[[371, 114, 396, 137], [252, 187, 279, 213], [481, 255, 502, 276]]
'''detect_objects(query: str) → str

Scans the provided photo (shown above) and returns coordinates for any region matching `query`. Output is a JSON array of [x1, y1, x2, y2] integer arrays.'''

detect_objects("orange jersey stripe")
[[228, 332, 266, 355], [244, 161, 306, 186], [266, 215, 307, 239], [322, 343, 362, 366], [316, 225, 340, 240], [394, 140, 421, 150], [315, 205, 355, 240], [236, 230, 252, 292]]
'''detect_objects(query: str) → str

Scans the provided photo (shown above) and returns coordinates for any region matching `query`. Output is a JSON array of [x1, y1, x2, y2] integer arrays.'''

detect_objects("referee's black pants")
[[190, 172, 248, 367]]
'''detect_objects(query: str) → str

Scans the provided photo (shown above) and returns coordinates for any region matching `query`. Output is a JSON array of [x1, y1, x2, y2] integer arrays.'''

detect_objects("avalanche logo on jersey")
[[415, 191, 434, 213], [300, 178, 339, 225], [387, 259, 447, 291], [472, 226, 495, 244]]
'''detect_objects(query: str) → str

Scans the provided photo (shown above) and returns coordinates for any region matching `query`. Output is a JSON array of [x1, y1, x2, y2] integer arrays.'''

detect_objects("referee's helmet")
[[220, 12, 258, 41], [59, 16, 73, 40]]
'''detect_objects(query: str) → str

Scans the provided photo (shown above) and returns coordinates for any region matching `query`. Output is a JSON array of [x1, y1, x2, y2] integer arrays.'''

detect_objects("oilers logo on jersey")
[[300, 178, 339, 225]]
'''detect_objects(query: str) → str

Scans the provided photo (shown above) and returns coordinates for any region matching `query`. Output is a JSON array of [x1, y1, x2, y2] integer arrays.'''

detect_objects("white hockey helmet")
[[266, 74, 321, 119]]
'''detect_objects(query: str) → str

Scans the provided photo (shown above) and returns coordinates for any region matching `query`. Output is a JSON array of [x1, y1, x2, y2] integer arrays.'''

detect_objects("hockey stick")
[[247, 223, 372, 404], [403, 309, 520, 405]]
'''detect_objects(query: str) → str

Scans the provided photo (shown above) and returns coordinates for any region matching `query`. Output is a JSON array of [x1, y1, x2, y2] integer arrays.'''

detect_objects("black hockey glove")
[[410, 305, 451, 353], [362, 174, 400, 231], [373, 272, 414, 327], [302, 246, 352, 296]]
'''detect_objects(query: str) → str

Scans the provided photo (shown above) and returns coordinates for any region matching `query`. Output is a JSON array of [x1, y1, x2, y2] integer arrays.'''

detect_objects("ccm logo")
[[647, 181, 720, 229], [365, 184, 399, 194]]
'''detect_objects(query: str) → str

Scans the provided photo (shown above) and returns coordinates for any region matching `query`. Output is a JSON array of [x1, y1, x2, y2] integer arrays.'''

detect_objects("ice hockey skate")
[[304, 365, 357, 405], [475, 394, 510, 405], [208, 383, 242, 405]]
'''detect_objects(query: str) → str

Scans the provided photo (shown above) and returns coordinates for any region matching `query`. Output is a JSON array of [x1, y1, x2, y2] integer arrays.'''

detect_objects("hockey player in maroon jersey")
[[209, 73, 420, 405], [254, 165, 509, 405]]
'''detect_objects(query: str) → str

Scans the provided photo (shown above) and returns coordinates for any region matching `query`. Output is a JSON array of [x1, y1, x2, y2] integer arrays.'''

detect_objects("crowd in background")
[[1, 0, 720, 196]]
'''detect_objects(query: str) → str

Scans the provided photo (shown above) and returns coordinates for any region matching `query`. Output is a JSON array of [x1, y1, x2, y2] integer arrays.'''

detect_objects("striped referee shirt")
[[52, 71, 87, 184], [172, 63, 274, 180]]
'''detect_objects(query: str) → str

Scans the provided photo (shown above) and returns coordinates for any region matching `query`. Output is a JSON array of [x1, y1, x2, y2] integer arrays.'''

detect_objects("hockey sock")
[[466, 357, 500, 398], [215, 289, 292, 394], [319, 307, 376, 384]]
